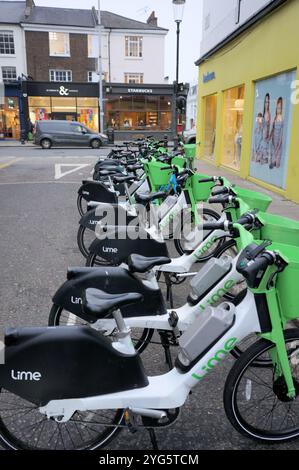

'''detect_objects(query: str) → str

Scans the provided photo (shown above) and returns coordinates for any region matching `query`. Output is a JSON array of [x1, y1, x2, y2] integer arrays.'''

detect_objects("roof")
[[195, 0, 287, 66], [21, 6, 95, 28], [0, 2, 168, 31], [100, 11, 168, 31], [0, 1, 26, 24]]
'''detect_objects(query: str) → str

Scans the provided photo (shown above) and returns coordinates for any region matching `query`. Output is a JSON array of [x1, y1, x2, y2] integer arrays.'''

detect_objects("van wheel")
[[90, 139, 101, 149], [40, 138, 52, 149]]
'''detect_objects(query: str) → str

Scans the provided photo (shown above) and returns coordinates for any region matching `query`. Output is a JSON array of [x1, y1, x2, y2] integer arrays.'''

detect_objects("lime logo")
[[194, 237, 218, 260], [160, 210, 180, 230], [192, 338, 238, 381], [199, 280, 235, 311]]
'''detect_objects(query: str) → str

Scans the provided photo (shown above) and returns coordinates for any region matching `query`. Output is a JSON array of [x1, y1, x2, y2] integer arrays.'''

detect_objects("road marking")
[[0, 181, 80, 186], [0, 158, 23, 170], [54, 163, 90, 180]]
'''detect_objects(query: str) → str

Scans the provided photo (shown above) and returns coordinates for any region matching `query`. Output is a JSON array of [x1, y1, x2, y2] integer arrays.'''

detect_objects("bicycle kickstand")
[[147, 428, 159, 450]]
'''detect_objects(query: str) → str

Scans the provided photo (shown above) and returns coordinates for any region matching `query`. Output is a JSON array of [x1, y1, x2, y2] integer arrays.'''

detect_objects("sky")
[[10, 0, 203, 83]]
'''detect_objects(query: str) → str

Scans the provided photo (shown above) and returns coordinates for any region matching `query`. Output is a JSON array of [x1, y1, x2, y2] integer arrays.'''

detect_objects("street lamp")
[[173, 0, 186, 85]]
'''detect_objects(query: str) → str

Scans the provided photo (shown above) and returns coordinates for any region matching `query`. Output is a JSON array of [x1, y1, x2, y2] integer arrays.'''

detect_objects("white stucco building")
[[201, 0, 274, 56], [0, 1, 27, 83]]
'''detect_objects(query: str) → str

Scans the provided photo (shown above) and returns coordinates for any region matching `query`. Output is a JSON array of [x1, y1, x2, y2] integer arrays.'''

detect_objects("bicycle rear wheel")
[[0, 388, 123, 450]]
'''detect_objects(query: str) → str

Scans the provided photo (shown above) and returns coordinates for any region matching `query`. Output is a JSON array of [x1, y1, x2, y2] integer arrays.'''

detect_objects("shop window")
[[160, 96, 172, 110], [0, 31, 15, 55], [1, 66, 17, 82], [51, 97, 76, 112], [125, 36, 143, 58], [250, 70, 296, 190], [132, 96, 146, 110], [105, 94, 173, 132], [124, 73, 144, 84], [203, 94, 217, 160], [221, 85, 244, 170], [49, 32, 70, 57], [50, 70, 72, 82], [0, 97, 20, 139], [28, 96, 51, 123]]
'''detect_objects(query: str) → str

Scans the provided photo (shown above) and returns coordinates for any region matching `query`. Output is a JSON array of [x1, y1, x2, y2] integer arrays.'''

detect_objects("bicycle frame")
[[40, 290, 260, 421]]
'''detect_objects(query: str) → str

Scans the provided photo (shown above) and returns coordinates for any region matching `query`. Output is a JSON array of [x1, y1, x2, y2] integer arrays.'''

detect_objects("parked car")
[[183, 128, 197, 144], [34, 120, 108, 149]]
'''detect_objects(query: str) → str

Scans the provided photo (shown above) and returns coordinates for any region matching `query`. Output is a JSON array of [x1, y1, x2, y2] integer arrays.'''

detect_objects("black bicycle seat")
[[67, 267, 97, 280], [113, 175, 136, 184], [99, 170, 119, 177], [128, 254, 171, 273], [134, 191, 168, 205], [83, 288, 143, 317]]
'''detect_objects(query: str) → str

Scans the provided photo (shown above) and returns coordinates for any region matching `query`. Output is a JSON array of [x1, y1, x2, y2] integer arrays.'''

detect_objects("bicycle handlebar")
[[208, 195, 236, 205]]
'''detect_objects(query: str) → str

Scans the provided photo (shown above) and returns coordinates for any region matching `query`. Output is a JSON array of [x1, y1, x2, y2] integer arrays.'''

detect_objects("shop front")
[[104, 83, 176, 140], [196, 0, 299, 204], [24, 82, 100, 133], [0, 83, 23, 140]]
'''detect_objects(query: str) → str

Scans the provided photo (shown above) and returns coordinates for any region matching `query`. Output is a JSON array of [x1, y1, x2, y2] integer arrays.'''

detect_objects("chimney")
[[147, 11, 158, 27], [25, 0, 35, 18]]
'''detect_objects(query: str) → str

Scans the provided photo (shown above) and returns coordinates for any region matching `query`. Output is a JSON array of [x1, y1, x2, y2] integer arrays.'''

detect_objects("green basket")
[[269, 242, 299, 321], [184, 144, 197, 159], [234, 186, 272, 212], [171, 156, 187, 169], [189, 173, 215, 202], [144, 161, 174, 192], [259, 213, 299, 247]]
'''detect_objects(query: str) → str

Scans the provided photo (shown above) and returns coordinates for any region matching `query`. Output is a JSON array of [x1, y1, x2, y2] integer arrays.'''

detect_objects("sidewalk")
[[0, 140, 34, 147], [197, 159, 299, 221]]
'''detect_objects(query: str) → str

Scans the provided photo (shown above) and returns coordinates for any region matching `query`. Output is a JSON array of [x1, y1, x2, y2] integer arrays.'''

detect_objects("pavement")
[[0, 146, 299, 450]]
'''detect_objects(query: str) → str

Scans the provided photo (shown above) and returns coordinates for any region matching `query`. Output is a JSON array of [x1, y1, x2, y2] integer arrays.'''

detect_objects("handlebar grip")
[[160, 166, 173, 171], [239, 253, 275, 288], [211, 186, 229, 197], [208, 195, 233, 205], [201, 222, 226, 231], [198, 178, 215, 184]]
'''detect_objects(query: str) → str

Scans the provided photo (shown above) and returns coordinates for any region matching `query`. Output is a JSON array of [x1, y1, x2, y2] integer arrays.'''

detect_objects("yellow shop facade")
[[196, 0, 299, 204]]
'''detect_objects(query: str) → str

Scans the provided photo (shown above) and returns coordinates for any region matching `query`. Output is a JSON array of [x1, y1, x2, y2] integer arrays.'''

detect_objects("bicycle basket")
[[259, 213, 299, 247], [270, 242, 299, 321], [234, 187, 272, 212]]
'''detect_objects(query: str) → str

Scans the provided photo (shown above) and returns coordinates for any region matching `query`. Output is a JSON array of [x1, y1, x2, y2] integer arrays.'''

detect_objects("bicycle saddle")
[[67, 267, 97, 280], [83, 288, 143, 317], [113, 175, 136, 184], [128, 254, 171, 273], [134, 191, 168, 205], [99, 170, 119, 177]]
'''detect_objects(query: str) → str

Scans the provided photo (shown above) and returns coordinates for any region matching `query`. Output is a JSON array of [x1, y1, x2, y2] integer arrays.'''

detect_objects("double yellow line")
[[0, 158, 23, 170]]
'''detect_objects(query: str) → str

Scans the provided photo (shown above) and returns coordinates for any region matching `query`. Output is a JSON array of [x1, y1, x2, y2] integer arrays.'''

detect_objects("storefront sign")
[[25, 82, 99, 98], [203, 72, 216, 83], [250, 70, 296, 190], [127, 88, 153, 94]]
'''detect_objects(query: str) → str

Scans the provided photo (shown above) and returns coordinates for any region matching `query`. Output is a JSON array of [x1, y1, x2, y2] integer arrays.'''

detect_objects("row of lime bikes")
[[2, 137, 299, 450]]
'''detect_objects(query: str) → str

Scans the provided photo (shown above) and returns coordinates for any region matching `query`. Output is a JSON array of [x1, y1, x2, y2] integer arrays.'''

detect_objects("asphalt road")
[[0, 146, 298, 450]]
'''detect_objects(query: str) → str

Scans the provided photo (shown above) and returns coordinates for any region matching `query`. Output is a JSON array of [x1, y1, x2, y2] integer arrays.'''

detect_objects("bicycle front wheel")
[[224, 329, 299, 443]]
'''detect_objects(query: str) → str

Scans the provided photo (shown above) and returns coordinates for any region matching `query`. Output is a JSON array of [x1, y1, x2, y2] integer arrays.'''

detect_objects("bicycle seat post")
[[112, 309, 135, 355]]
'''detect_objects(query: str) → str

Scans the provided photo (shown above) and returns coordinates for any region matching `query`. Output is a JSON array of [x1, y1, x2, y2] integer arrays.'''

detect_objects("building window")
[[49, 32, 70, 56], [105, 95, 172, 131], [125, 36, 143, 58], [0, 97, 20, 139], [221, 85, 245, 171], [88, 71, 108, 82], [124, 73, 144, 84], [0, 31, 15, 55], [1, 66, 17, 82], [235, 0, 242, 24], [49, 70, 72, 82], [28, 96, 99, 132], [203, 94, 217, 160]]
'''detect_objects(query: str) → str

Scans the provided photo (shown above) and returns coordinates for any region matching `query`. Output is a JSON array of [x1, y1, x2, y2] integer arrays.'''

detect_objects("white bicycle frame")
[[93, 248, 242, 333], [40, 290, 260, 421]]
